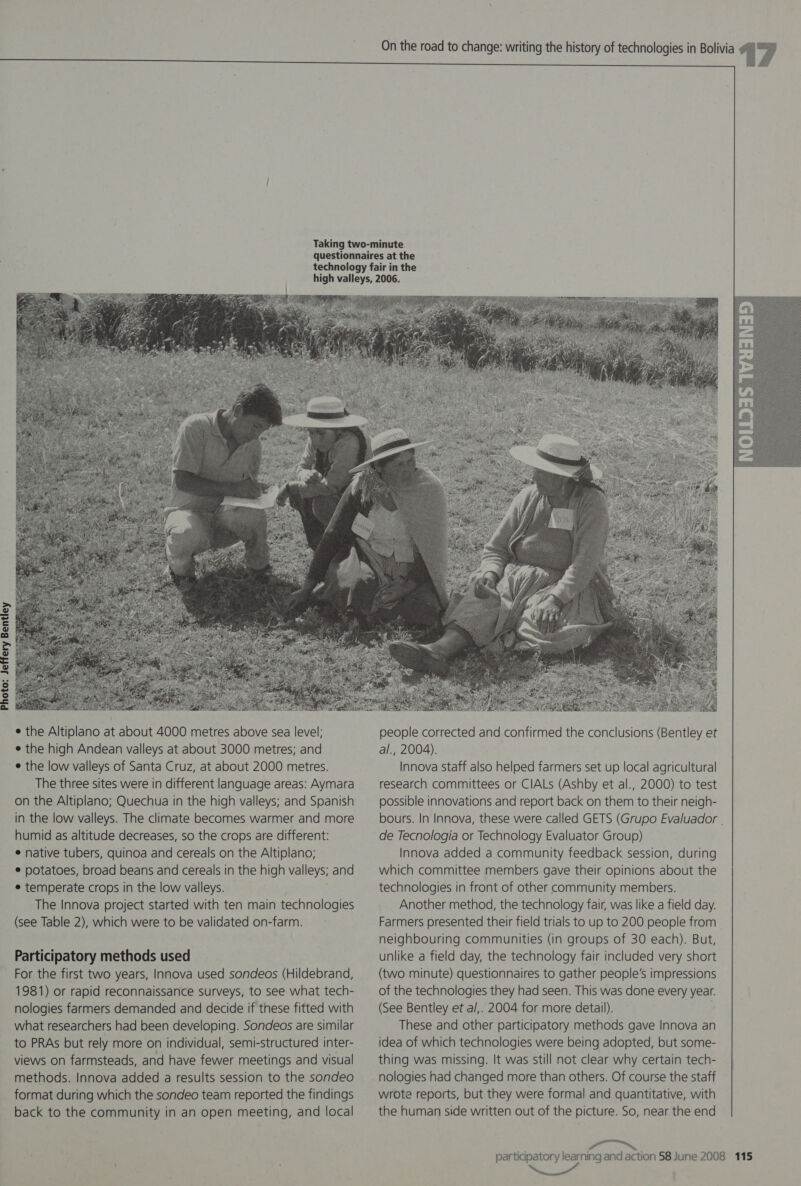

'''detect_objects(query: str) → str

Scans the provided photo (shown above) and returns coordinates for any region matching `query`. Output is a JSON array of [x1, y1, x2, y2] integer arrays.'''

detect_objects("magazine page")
[[1, 1, 799, 1184]]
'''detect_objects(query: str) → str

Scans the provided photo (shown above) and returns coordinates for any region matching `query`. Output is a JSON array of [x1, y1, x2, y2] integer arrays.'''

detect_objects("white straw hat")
[[510, 433, 602, 481], [350, 427, 431, 473], [284, 395, 367, 429]]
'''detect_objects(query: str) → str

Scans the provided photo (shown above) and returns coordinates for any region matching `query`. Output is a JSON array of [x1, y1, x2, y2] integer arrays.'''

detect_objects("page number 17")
[[739, 42, 777, 66]]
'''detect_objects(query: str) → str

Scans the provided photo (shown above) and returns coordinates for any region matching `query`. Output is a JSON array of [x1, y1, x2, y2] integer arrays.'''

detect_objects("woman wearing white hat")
[[287, 428, 448, 626], [388, 433, 615, 676], [277, 395, 369, 547]]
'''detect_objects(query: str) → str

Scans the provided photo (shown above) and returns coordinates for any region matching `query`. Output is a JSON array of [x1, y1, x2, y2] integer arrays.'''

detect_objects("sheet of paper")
[[222, 485, 279, 510], [2, 3, 799, 1186]]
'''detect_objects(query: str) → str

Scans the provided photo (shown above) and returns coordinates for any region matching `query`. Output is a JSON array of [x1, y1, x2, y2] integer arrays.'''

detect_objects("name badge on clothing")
[[548, 507, 575, 530], [351, 512, 374, 540]]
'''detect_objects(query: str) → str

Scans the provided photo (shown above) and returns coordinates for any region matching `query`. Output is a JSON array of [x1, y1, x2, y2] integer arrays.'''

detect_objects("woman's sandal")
[[388, 640, 449, 677]]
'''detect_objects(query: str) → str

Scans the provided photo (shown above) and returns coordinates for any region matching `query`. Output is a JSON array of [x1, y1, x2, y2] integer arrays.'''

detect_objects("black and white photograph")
[[16, 292, 717, 711]]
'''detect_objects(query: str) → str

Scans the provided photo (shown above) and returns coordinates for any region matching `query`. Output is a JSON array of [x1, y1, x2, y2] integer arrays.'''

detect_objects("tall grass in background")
[[19, 294, 717, 389]]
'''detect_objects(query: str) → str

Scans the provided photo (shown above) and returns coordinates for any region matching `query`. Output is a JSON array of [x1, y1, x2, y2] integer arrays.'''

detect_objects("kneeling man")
[[165, 384, 282, 584]]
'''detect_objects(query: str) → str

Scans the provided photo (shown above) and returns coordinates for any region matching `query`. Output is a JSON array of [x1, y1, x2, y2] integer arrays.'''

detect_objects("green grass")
[[16, 315, 717, 711]]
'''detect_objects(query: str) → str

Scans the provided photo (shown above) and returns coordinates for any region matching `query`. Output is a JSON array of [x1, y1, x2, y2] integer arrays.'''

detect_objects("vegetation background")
[[16, 294, 717, 711]]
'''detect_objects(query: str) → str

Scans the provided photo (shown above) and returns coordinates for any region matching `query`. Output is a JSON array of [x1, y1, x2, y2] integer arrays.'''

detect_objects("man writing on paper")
[[164, 384, 283, 586]]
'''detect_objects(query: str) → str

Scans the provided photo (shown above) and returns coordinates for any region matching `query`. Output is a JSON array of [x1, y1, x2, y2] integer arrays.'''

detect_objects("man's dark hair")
[[234, 384, 282, 425]]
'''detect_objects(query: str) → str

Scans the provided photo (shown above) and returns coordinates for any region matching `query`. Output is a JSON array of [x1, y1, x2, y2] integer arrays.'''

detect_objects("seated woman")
[[287, 428, 448, 627], [277, 395, 369, 548], [388, 433, 615, 676]]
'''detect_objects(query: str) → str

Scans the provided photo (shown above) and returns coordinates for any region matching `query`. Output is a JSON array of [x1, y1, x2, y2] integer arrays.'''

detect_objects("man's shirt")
[[168, 410, 261, 511]]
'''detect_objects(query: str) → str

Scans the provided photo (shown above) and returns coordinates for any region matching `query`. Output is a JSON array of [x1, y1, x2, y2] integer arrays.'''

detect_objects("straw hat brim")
[[284, 412, 368, 429], [510, 445, 602, 481], [351, 440, 431, 474]]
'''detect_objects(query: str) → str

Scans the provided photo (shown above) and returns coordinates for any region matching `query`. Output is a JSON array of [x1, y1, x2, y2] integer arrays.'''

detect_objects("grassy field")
[[16, 298, 717, 711]]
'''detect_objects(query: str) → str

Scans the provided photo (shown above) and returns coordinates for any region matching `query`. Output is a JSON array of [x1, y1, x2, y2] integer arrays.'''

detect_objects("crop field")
[[16, 296, 717, 712]]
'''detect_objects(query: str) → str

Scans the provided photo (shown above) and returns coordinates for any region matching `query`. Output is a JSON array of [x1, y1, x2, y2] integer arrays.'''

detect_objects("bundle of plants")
[[75, 297, 129, 346], [469, 299, 520, 325], [522, 307, 583, 330], [665, 306, 718, 339], [368, 313, 426, 362], [644, 334, 716, 387], [306, 317, 371, 358], [226, 297, 267, 351], [593, 310, 645, 333]]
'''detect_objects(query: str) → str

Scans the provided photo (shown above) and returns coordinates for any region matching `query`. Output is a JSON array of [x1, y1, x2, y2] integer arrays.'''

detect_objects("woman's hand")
[[277, 482, 304, 508], [471, 571, 499, 599], [373, 578, 412, 610], [474, 571, 499, 590], [285, 580, 315, 616], [534, 595, 563, 634]]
